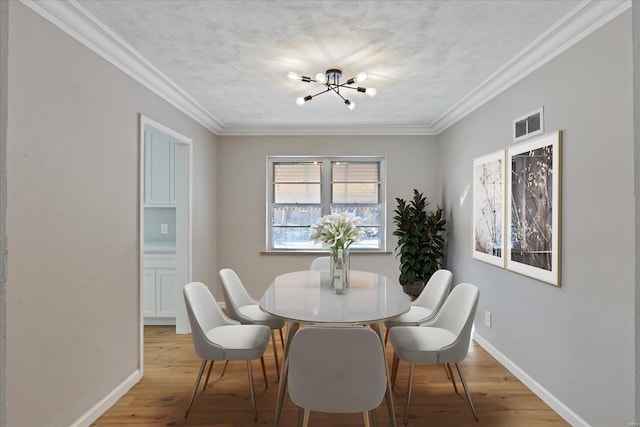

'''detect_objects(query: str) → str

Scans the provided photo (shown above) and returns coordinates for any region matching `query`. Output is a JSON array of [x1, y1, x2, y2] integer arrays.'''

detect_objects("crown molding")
[[429, 0, 631, 134], [20, 0, 223, 134], [20, 0, 631, 137], [217, 124, 438, 136]]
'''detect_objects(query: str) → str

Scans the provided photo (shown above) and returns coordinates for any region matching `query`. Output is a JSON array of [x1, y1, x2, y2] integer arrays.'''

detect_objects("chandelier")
[[287, 68, 377, 110]]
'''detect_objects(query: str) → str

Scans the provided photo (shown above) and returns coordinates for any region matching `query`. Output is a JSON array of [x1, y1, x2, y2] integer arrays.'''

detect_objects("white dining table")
[[259, 269, 410, 427]]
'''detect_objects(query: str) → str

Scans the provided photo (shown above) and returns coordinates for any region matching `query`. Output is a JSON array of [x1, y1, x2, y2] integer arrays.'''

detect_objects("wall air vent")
[[513, 107, 543, 142]]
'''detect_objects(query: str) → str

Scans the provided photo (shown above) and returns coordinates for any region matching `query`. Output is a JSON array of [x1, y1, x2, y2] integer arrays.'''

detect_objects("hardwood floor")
[[92, 326, 569, 427]]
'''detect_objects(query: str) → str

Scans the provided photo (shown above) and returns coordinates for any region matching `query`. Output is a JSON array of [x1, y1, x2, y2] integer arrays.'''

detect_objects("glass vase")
[[330, 247, 350, 293]]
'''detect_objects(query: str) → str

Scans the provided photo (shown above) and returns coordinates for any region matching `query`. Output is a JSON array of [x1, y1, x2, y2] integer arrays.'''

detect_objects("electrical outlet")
[[160, 224, 168, 234], [484, 311, 492, 328]]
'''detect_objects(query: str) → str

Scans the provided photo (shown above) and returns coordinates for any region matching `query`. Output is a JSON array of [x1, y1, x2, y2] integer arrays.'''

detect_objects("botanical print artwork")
[[510, 145, 553, 270], [472, 151, 505, 267], [506, 131, 561, 286]]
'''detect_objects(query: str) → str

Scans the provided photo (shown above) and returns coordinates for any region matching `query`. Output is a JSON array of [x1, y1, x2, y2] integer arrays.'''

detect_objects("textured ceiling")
[[74, 0, 593, 132]]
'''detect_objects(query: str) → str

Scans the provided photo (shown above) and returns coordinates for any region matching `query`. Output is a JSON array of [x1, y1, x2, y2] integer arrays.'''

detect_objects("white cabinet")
[[143, 253, 176, 325], [155, 269, 177, 317], [144, 131, 175, 206]]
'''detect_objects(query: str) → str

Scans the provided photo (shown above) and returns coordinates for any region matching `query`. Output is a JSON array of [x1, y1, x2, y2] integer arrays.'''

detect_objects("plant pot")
[[402, 281, 425, 299]]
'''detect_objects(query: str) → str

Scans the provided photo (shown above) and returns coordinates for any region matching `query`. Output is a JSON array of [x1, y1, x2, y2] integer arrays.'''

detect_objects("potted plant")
[[393, 189, 447, 297]]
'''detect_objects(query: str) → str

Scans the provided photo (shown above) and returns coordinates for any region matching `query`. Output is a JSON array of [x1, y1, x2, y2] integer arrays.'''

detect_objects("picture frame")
[[506, 131, 562, 286], [472, 150, 506, 267]]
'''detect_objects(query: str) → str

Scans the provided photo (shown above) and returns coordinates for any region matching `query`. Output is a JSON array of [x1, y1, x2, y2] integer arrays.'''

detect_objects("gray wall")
[[0, 0, 7, 425], [634, 2, 640, 425], [5, 3, 217, 426], [438, 11, 634, 426], [216, 135, 439, 300]]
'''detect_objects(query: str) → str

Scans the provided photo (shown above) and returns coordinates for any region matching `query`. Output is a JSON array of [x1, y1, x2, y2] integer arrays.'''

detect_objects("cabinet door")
[[156, 269, 177, 318], [143, 269, 156, 317], [144, 132, 174, 206]]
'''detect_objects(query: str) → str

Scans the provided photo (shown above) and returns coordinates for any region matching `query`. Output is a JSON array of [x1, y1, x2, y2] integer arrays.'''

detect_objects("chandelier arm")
[[330, 88, 348, 102], [309, 87, 333, 98], [324, 84, 343, 98], [336, 84, 362, 91]]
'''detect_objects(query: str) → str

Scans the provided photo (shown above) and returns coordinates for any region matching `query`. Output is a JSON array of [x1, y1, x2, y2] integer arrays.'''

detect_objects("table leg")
[[274, 321, 299, 426], [372, 322, 397, 427]]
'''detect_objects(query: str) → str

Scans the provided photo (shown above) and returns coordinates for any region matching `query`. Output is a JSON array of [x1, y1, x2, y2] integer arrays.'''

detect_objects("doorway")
[[139, 115, 192, 371]]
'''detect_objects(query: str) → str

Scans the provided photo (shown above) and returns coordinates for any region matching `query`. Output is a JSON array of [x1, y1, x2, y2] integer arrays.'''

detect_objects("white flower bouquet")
[[310, 213, 366, 250]]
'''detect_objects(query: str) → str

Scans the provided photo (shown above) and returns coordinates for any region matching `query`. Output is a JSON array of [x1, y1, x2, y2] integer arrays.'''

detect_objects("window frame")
[[266, 155, 386, 252]]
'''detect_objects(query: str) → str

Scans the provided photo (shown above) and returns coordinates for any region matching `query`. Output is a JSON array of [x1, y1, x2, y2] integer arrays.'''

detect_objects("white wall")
[[5, 3, 217, 426], [216, 135, 439, 300], [438, 11, 635, 426]]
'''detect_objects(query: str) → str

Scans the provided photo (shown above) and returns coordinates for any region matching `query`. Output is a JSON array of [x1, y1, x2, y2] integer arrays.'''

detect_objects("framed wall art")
[[472, 150, 505, 267], [506, 131, 562, 286]]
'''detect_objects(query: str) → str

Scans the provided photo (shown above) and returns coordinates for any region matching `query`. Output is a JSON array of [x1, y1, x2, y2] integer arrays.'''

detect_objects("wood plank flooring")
[[91, 326, 569, 427]]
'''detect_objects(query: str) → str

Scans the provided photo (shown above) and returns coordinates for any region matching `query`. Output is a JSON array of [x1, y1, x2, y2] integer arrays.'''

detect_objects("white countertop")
[[144, 241, 176, 254]]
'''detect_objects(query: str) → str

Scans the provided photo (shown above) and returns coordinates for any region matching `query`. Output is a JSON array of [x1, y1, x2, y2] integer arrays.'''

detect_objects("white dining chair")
[[183, 282, 271, 421], [389, 283, 480, 424], [384, 269, 453, 343], [385, 269, 454, 391], [288, 325, 387, 426], [309, 256, 330, 271], [218, 268, 285, 381]]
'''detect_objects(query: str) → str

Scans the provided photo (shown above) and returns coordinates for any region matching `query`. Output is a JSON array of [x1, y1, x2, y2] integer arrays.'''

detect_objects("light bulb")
[[356, 72, 368, 83], [315, 72, 328, 85], [287, 71, 302, 81], [345, 99, 355, 110], [296, 95, 312, 106], [365, 87, 377, 97]]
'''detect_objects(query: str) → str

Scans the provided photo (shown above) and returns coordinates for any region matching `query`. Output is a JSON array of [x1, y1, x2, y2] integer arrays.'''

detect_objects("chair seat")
[[205, 324, 270, 360], [238, 304, 285, 329], [385, 306, 434, 327], [389, 326, 456, 363]]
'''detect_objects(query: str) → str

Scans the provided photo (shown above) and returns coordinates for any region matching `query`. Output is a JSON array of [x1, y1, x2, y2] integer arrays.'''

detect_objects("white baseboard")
[[70, 369, 141, 427], [473, 332, 590, 427]]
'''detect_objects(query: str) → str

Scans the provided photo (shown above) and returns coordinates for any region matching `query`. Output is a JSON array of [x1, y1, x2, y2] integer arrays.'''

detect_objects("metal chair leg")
[[220, 360, 230, 377], [260, 356, 269, 388], [202, 360, 215, 392], [272, 329, 281, 381], [455, 362, 478, 421], [404, 363, 415, 425], [363, 411, 371, 427], [301, 409, 310, 427], [391, 353, 400, 390], [446, 363, 459, 394], [279, 327, 285, 351], [185, 360, 207, 418], [247, 360, 258, 421]]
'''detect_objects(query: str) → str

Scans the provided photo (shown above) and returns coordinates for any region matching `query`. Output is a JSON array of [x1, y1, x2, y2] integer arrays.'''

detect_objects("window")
[[268, 156, 386, 251]]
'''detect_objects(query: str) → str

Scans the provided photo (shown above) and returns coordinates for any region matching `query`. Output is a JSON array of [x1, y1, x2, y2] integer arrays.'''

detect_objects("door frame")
[[139, 115, 193, 374]]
